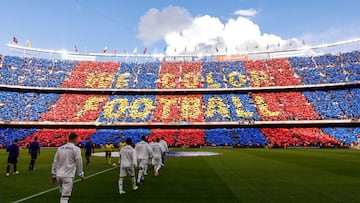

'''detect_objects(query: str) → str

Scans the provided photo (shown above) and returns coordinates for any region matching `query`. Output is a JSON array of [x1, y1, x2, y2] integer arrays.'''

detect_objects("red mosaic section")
[[148, 129, 204, 147], [23, 61, 119, 146], [244, 59, 337, 145], [151, 62, 205, 146]]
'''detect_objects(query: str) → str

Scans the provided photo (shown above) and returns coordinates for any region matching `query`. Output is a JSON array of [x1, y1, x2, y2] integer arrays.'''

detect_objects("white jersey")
[[119, 145, 137, 168], [135, 140, 153, 160], [51, 143, 84, 178], [159, 140, 169, 152], [151, 142, 165, 159]]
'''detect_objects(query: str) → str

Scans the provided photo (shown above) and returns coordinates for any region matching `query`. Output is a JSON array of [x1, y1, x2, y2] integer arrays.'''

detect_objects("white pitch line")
[[12, 166, 119, 203]]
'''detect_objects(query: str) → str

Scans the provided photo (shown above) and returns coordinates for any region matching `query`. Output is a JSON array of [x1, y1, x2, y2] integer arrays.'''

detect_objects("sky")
[[1, 0, 360, 56]]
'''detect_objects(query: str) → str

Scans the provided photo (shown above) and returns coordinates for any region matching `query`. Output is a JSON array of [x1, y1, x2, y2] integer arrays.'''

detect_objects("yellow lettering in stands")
[[161, 73, 176, 88], [205, 97, 230, 118], [183, 73, 199, 88], [206, 73, 221, 88], [250, 71, 269, 87], [181, 97, 201, 119], [85, 73, 114, 88], [254, 96, 279, 117], [115, 73, 131, 88], [228, 72, 246, 87], [231, 97, 253, 117], [129, 98, 153, 119], [76, 97, 106, 118], [103, 98, 129, 119], [159, 98, 178, 118]]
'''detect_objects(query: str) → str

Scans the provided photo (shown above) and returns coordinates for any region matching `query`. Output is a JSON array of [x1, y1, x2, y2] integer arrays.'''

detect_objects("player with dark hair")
[[118, 138, 138, 195], [6, 139, 20, 177], [51, 133, 85, 203], [159, 137, 169, 166], [84, 137, 94, 166], [104, 141, 114, 165], [29, 136, 40, 170]]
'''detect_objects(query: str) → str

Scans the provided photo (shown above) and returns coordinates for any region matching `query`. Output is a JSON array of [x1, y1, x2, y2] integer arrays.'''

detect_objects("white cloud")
[[234, 8, 257, 17], [137, 6, 193, 45], [138, 6, 304, 55]]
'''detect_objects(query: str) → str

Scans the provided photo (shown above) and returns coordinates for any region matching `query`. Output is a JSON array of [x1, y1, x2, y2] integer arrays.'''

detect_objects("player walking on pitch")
[[6, 139, 20, 177], [118, 138, 138, 195], [159, 137, 169, 166], [135, 135, 153, 185], [29, 136, 40, 170], [151, 138, 165, 176], [51, 133, 85, 203], [84, 137, 94, 166]]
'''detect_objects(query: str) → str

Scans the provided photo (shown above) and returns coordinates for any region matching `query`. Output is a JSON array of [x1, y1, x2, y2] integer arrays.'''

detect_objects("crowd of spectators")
[[0, 51, 359, 147]]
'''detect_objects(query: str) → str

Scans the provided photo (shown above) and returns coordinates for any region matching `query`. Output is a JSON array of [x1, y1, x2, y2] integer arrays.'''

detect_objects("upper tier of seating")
[[0, 51, 359, 88]]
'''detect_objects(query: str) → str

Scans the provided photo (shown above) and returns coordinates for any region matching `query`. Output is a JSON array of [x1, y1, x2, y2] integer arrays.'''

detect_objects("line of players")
[[84, 135, 169, 195]]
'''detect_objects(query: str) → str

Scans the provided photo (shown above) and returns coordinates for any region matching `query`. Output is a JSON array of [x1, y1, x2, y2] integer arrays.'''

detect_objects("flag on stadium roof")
[[12, 36, 18, 44], [26, 40, 32, 48], [74, 45, 78, 53], [103, 46, 107, 53], [143, 48, 147, 54], [133, 47, 137, 54]]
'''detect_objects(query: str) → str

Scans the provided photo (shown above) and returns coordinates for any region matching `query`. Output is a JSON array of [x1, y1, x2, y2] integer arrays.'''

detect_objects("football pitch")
[[1, 148, 360, 203]]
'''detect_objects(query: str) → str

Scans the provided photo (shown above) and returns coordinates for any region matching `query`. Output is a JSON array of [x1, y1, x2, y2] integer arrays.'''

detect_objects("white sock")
[[137, 169, 143, 182], [118, 178, 124, 192], [131, 176, 136, 188], [156, 165, 161, 173], [144, 164, 148, 175], [60, 196, 69, 203]]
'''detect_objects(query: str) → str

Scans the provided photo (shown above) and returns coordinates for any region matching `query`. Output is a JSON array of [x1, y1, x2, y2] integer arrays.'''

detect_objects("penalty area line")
[[12, 166, 119, 203]]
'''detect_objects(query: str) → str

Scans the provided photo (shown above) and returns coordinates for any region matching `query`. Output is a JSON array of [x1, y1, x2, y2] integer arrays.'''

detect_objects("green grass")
[[1, 148, 360, 203]]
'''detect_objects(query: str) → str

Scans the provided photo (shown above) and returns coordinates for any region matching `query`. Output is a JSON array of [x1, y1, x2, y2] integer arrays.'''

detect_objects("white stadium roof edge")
[[5, 38, 360, 62]]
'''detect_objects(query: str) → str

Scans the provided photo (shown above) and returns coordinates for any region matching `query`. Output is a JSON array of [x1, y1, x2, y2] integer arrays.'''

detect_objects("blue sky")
[[1, 0, 360, 55]]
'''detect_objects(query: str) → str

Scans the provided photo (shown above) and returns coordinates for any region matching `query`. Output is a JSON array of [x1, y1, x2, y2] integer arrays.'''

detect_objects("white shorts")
[[119, 167, 135, 177], [137, 159, 149, 169], [57, 177, 74, 197], [152, 157, 162, 166]]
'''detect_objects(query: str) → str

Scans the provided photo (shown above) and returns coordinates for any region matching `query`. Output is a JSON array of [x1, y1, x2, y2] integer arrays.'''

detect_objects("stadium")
[[1, 40, 359, 149], [1, 1, 360, 203]]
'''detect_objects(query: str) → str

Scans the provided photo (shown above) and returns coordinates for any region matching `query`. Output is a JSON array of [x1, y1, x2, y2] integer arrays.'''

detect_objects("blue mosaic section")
[[303, 89, 359, 119], [0, 91, 60, 121], [97, 95, 156, 123], [321, 127, 360, 144], [0, 56, 76, 87], [88, 128, 150, 146], [112, 62, 160, 89], [0, 128, 37, 146], [205, 128, 266, 146]]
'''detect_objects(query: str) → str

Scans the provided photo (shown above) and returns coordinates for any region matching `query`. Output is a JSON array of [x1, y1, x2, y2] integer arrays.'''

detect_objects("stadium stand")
[[0, 49, 359, 148]]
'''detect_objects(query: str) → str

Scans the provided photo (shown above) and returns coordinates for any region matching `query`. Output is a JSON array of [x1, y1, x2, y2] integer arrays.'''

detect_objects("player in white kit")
[[151, 138, 165, 176], [51, 133, 85, 203], [118, 138, 138, 195], [135, 135, 153, 185]]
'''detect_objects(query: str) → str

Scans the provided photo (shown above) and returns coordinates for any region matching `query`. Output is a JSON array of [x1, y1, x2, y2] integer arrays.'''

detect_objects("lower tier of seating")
[[0, 127, 359, 148]]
